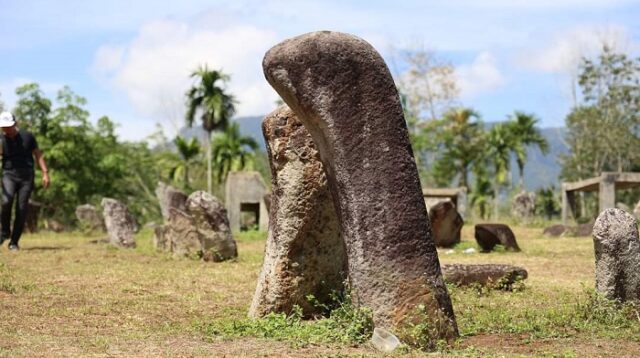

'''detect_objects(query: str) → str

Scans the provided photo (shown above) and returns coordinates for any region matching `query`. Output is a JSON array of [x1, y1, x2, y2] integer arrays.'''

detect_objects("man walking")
[[0, 111, 49, 251]]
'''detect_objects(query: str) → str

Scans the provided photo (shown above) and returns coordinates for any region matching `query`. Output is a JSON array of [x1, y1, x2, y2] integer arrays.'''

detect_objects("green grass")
[[0, 225, 638, 357]]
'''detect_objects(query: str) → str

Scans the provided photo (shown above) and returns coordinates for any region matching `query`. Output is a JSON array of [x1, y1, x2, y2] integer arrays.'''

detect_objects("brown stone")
[[429, 201, 463, 247], [474, 224, 520, 252], [25, 200, 42, 233], [166, 208, 201, 259], [593, 208, 640, 302], [249, 106, 346, 318], [441, 264, 527, 290], [574, 221, 594, 237], [263, 31, 457, 341], [101, 198, 136, 248], [542, 224, 571, 237]]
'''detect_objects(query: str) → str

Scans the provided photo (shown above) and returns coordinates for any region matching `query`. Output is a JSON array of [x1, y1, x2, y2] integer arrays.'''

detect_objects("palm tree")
[[185, 65, 236, 193], [486, 123, 513, 218], [211, 122, 259, 185], [506, 111, 549, 191], [432, 108, 485, 188], [172, 136, 201, 188]]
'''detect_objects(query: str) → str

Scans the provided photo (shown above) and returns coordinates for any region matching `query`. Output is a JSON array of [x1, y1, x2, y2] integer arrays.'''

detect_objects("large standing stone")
[[166, 208, 202, 259], [263, 31, 457, 341], [592, 208, 640, 302], [155, 182, 188, 223], [475, 224, 520, 252], [75, 204, 105, 232], [441, 264, 527, 290], [249, 106, 346, 318], [187, 191, 237, 262], [101, 198, 136, 248], [512, 191, 536, 219], [429, 201, 463, 248]]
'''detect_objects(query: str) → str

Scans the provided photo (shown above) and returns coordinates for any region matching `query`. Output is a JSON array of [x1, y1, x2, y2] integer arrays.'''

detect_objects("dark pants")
[[1, 169, 34, 245]]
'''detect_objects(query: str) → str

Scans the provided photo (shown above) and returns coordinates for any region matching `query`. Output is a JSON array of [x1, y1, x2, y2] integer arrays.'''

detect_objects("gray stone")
[[592, 208, 640, 302], [263, 31, 457, 341], [575, 220, 594, 237], [155, 182, 188, 223], [101, 198, 136, 248], [153, 225, 168, 251], [166, 208, 201, 259], [429, 201, 463, 248], [187, 191, 237, 262], [441, 264, 527, 290], [75, 204, 105, 232], [475, 224, 520, 252], [512, 191, 536, 219], [225, 171, 270, 232], [633, 200, 640, 220], [249, 106, 346, 318]]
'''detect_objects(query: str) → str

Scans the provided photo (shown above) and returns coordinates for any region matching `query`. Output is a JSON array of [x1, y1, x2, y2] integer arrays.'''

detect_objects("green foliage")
[[195, 291, 374, 348], [211, 122, 259, 185], [12, 83, 162, 224], [185, 65, 237, 193], [561, 46, 640, 181], [535, 186, 561, 219], [505, 111, 549, 189], [171, 136, 201, 189], [430, 108, 485, 188]]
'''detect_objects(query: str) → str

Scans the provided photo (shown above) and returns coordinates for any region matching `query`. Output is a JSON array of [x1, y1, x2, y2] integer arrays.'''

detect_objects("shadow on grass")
[[21, 246, 71, 251]]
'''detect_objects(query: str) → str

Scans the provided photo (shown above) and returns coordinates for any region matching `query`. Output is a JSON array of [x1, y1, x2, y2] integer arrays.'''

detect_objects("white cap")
[[0, 111, 16, 128]]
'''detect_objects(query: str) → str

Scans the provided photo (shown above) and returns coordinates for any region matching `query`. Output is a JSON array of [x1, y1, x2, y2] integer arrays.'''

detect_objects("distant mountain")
[[181, 117, 569, 191]]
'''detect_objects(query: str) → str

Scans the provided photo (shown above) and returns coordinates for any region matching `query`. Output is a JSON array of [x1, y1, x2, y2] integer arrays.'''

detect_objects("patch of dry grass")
[[0, 226, 638, 357]]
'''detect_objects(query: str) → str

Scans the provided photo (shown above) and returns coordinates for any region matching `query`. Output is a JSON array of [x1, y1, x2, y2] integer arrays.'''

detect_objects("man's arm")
[[33, 148, 50, 189]]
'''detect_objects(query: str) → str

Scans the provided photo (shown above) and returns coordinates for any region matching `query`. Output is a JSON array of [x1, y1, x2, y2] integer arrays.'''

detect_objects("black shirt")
[[1, 130, 39, 172]]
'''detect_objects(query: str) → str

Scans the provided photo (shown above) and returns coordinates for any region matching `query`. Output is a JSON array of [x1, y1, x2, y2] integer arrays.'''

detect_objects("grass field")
[[0, 226, 639, 357]]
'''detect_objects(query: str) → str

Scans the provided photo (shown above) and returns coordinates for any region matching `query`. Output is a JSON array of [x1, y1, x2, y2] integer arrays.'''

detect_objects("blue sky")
[[1, 0, 639, 140]]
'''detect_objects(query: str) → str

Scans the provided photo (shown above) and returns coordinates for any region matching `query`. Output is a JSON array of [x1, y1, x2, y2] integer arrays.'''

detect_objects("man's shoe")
[[8, 244, 19, 251]]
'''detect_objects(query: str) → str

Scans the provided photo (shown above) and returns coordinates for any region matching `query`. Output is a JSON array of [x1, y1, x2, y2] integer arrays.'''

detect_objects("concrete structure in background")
[[225, 171, 269, 232], [422, 187, 467, 218], [562, 172, 640, 225]]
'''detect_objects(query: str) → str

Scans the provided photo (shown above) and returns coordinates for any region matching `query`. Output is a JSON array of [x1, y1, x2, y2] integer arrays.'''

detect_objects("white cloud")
[[519, 24, 637, 74], [92, 18, 280, 124], [456, 51, 506, 98]]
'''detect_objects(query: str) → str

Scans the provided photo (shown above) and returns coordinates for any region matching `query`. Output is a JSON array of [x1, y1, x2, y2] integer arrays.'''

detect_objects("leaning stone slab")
[[249, 106, 346, 318], [101, 198, 136, 248], [155, 182, 188, 223], [475, 224, 520, 252], [592, 208, 640, 302], [263, 31, 458, 341], [187, 191, 237, 262], [429, 201, 463, 248], [441, 264, 527, 290]]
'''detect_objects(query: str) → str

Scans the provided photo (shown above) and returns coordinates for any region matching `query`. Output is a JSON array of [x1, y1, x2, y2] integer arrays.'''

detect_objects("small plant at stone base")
[[397, 304, 451, 351]]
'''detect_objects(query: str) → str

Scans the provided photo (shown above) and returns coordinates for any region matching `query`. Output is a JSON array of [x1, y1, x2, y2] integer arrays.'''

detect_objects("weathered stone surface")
[[429, 201, 463, 248], [101, 198, 136, 248], [575, 221, 594, 237], [249, 106, 346, 318], [263, 31, 457, 340], [153, 224, 168, 251], [512, 191, 536, 219], [592, 208, 640, 302], [166, 208, 201, 259], [475, 224, 520, 252], [25, 200, 42, 233], [441, 264, 527, 290], [75, 204, 105, 232], [155, 182, 188, 223], [46, 219, 65, 233], [187, 191, 237, 262], [543, 224, 571, 237]]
